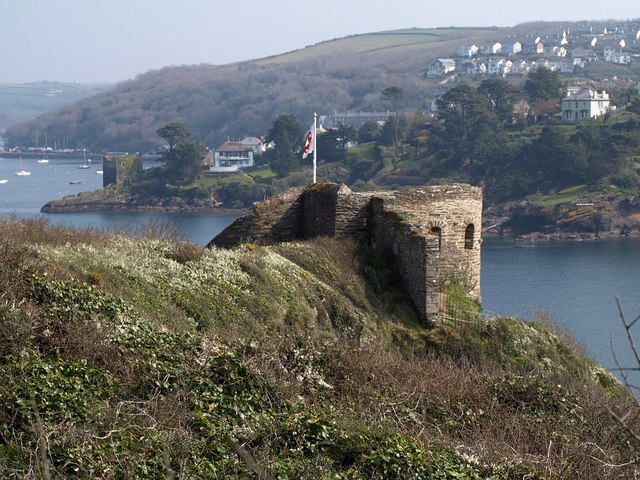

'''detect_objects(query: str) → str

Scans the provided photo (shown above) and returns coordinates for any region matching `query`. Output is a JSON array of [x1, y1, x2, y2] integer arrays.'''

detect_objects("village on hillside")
[[427, 20, 640, 78]]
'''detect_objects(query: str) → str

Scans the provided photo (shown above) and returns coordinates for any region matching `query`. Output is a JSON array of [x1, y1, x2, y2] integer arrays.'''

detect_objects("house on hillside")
[[324, 111, 391, 128], [463, 59, 487, 75], [505, 41, 522, 56], [427, 59, 456, 77], [523, 42, 545, 55], [511, 60, 539, 75], [561, 89, 611, 121], [545, 45, 567, 57], [480, 42, 502, 54], [604, 47, 631, 64], [209, 141, 254, 173], [488, 59, 512, 76], [241, 136, 266, 154], [458, 45, 478, 58]]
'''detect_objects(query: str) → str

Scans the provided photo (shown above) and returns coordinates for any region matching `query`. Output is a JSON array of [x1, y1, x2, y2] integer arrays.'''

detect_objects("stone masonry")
[[209, 182, 482, 323]]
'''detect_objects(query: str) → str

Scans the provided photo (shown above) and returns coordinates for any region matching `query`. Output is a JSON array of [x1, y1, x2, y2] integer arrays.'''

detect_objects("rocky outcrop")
[[484, 194, 640, 240], [40, 190, 227, 213]]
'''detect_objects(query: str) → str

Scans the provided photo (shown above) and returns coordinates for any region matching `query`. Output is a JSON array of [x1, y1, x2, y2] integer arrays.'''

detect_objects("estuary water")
[[1, 154, 639, 375], [0, 155, 238, 245]]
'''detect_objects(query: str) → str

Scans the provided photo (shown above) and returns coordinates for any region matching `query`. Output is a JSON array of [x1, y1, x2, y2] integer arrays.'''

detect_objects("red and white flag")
[[302, 124, 315, 159]]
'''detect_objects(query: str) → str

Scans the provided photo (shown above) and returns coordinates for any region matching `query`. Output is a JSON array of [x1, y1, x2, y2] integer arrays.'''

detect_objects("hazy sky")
[[2, 0, 638, 84]]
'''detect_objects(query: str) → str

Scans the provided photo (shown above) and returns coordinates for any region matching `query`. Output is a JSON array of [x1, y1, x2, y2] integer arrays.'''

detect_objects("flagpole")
[[312, 112, 317, 184]]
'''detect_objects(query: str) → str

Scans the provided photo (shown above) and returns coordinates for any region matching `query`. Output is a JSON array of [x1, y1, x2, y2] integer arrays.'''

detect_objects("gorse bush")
[[0, 217, 637, 478]]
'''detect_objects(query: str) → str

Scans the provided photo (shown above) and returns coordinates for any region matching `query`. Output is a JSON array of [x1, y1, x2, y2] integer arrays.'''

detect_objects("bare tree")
[[381, 86, 404, 161], [609, 297, 640, 447]]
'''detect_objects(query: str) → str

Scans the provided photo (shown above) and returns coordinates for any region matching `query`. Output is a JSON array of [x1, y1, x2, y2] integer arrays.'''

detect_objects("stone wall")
[[209, 183, 482, 323], [102, 154, 143, 188], [209, 186, 305, 248], [370, 185, 483, 320]]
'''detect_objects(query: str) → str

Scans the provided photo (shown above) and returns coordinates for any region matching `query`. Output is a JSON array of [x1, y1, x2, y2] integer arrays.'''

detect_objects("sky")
[[1, 0, 639, 84]]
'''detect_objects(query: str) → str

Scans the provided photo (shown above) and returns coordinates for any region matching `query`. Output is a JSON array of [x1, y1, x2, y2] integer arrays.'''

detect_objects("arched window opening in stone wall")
[[464, 224, 475, 249], [427, 226, 441, 251]]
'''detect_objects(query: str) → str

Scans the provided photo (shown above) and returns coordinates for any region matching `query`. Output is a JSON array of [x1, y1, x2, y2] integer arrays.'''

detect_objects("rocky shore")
[[40, 189, 242, 214], [483, 193, 640, 241]]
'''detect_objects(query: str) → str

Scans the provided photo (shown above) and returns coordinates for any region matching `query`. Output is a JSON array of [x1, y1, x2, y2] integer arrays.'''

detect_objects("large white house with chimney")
[[561, 89, 610, 121]]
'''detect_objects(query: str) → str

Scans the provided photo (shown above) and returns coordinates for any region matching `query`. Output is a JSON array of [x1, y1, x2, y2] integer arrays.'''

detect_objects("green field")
[[260, 28, 497, 63]]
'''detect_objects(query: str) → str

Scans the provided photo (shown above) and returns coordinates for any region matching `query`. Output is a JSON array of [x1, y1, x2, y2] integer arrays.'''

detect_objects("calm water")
[[0, 155, 238, 245], [482, 236, 640, 374], [1, 154, 638, 374]]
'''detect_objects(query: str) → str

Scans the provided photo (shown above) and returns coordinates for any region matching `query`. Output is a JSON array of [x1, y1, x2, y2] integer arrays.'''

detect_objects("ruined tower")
[[210, 183, 482, 323]]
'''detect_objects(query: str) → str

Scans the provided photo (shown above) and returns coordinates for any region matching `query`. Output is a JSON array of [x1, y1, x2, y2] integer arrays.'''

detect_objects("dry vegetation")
[[0, 216, 639, 478]]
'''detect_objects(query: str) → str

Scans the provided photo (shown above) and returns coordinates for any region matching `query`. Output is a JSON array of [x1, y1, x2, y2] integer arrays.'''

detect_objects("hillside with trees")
[[2, 27, 503, 152]]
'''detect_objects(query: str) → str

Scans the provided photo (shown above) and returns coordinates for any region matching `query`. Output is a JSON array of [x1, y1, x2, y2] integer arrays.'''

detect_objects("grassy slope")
[[258, 28, 497, 63], [0, 217, 638, 478]]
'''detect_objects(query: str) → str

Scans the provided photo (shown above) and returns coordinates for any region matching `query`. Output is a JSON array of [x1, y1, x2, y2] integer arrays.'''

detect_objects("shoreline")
[[41, 203, 247, 215]]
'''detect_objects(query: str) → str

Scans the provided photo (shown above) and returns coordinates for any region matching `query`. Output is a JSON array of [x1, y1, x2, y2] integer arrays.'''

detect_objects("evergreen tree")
[[265, 114, 303, 176]]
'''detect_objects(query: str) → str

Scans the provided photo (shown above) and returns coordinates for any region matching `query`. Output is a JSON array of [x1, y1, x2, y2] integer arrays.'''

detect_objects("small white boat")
[[69, 180, 82, 184], [38, 150, 50, 163], [14, 155, 31, 176], [0, 179, 8, 184], [78, 149, 90, 169], [95, 170, 103, 175]]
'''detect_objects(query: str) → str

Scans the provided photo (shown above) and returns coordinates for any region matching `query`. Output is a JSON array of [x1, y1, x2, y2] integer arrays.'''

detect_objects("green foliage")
[[0, 218, 637, 479], [29, 273, 130, 323], [538, 185, 589, 206], [524, 67, 564, 103], [163, 140, 207, 183], [0, 356, 114, 424], [266, 114, 305, 176], [155, 122, 192, 150], [358, 121, 382, 143]]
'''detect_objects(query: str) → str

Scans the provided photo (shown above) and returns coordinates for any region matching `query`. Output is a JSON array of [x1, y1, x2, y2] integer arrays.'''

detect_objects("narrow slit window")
[[464, 224, 475, 249], [427, 226, 441, 251]]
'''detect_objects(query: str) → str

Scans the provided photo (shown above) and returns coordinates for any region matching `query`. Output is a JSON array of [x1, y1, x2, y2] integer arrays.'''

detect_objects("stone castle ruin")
[[210, 183, 482, 323]]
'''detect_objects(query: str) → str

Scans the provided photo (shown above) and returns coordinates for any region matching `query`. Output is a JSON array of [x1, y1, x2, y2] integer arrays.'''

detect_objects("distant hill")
[[4, 21, 639, 153], [0, 81, 110, 140], [2, 27, 504, 152]]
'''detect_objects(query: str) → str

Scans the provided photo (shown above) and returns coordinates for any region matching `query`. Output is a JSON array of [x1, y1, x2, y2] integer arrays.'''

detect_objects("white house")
[[523, 42, 545, 55], [510, 60, 530, 74], [480, 42, 502, 54], [241, 136, 266, 154], [561, 89, 610, 122], [506, 41, 522, 56], [209, 141, 254, 173], [427, 59, 456, 76], [465, 60, 487, 75], [488, 59, 512, 76], [458, 45, 478, 58], [605, 50, 631, 64]]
